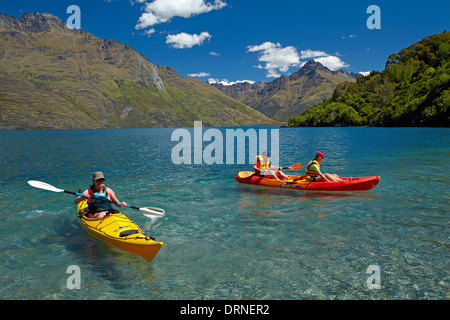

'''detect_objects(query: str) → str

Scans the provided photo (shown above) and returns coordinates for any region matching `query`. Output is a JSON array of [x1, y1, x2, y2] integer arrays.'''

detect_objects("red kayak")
[[235, 171, 380, 192]]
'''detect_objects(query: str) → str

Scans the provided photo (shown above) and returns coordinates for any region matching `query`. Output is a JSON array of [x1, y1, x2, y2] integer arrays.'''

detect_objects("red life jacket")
[[87, 186, 112, 214]]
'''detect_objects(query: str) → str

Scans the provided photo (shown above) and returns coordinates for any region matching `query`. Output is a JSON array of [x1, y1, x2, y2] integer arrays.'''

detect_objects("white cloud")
[[300, 49, 328, 59], [246, 42, 301, 78], [166, 31, 212, 49], [136, 0, 227, 29], [246, 42, 351, 78], [359, 71, 371, 76], [208, 78, 255, 86], [209, 51, 220, 56], [300, 50, 349, 71], [247, 41, 279, 52], [144, 28, 156, 36], [313, 55, 349, 71], [188, 72, 211, 77]]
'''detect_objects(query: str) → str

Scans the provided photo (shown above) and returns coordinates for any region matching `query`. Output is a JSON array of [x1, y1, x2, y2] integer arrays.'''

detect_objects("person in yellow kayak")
[[305, 152, 344, 182], [74, 171, 127, 218], [254, 151, 288, 180]]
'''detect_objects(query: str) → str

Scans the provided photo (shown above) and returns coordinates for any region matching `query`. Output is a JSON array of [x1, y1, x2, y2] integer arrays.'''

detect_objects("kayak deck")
[[235, 171, 380, 192], [77, 200, 162, 262]]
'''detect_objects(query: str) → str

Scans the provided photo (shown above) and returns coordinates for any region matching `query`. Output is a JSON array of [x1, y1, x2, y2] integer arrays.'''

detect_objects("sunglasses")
[[95, 179, 105, 183]]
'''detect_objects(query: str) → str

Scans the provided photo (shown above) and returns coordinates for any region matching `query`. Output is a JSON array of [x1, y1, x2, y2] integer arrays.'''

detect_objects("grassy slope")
[[0, 13, 277, 129]]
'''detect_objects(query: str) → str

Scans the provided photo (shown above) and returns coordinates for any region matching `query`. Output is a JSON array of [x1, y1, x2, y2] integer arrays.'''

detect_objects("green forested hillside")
[[288, 32, 450, 127]]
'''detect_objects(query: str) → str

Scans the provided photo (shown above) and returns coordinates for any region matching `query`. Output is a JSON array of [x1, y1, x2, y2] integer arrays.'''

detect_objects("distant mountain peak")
[[0, 12, 69, 33], [290, 59, 356, 81], [212, 59, 358, 122], [210, 80, 267, 100], [303, 59, 329, 69], [289, 60, 328, 80]]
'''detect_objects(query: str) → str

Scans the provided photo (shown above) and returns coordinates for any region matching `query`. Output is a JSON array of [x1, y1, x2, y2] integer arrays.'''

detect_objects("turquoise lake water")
[[0, 126, 448, 300]]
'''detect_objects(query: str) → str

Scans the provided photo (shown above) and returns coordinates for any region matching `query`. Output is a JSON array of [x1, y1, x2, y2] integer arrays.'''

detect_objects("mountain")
[[211, 60, 357, 122], [0, 12, 276, 129], [210, 81, 267, 100], [288, 32, 450, 127]]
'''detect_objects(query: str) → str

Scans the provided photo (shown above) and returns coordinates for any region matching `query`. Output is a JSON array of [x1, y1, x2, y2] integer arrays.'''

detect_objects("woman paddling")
[[254, 151, 288, 181], [74, 171, 127, 218], [305, 152, 344, 182]]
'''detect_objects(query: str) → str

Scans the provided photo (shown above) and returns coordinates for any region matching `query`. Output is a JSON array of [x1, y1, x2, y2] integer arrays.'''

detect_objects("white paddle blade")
[[28, 180, 64, 193], [140, 207, 165, 218]]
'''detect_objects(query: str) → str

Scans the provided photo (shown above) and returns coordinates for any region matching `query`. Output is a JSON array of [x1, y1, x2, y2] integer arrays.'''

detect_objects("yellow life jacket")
[[305, 160, 320, 178], [255, 155, 270, 169]]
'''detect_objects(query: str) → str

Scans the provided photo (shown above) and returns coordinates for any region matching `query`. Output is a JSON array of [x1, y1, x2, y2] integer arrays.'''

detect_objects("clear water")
[[0, 127, 448, 299]]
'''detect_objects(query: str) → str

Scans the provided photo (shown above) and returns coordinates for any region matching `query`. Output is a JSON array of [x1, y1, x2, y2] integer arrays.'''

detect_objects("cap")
[[92, 171, 105, 181], [262, 151, 271, 157], [316, 152, 325, 159]]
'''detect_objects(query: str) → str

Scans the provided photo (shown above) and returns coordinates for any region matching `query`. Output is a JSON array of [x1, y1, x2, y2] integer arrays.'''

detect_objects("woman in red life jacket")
[[74, 171, 127, 218]]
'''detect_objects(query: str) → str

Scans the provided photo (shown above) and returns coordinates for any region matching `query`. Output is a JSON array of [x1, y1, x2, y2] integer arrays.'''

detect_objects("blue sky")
[[2, 0, 449, 84]]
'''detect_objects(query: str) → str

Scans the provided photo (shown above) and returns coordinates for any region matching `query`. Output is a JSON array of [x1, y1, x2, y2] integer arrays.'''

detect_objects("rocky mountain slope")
[[211, 60, 357, 122], [210, 81, 268, 100], [0, 12, 276, 129]]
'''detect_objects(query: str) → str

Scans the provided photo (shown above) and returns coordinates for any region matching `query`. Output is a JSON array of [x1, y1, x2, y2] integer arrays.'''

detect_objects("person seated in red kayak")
[[254, 151, 288, 181], [305, 152, 344, 182], [74, 171, 127, 218]]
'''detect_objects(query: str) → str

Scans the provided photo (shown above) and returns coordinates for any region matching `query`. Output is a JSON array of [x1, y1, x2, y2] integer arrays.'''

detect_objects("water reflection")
[[236, 184, 379, 219]]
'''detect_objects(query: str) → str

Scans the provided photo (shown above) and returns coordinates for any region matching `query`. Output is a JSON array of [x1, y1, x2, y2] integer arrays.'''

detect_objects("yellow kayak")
[[77, 200, 163, 262]]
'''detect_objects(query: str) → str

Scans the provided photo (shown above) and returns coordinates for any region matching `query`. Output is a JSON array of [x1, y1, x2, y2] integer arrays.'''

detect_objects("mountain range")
[[0, 12, 276, 129], [4, 12, 441, 130], [211, 60, 358, 122]]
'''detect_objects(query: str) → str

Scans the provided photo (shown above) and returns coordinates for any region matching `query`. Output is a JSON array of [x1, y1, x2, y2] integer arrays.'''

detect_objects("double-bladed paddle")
[[27, 180, 165, 219], [238, 163, 302, 179]]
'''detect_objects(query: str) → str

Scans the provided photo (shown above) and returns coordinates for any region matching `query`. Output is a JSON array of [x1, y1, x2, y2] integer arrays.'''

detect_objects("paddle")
[[238, 163, 302, 179], [282, 163, 302, 170], [27, 180, 165, 219]]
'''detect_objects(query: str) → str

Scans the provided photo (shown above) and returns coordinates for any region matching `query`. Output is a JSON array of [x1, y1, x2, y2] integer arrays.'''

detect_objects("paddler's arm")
[[113, 198, 127, 208], [107, 188, 127, 208], [317, 170, 331, 182], [253, 161, 262, 174], [74, 190, 89, 204]]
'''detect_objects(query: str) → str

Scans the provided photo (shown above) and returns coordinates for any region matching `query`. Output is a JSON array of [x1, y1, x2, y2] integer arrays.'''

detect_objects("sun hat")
[[92, 171, 105, 181]]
